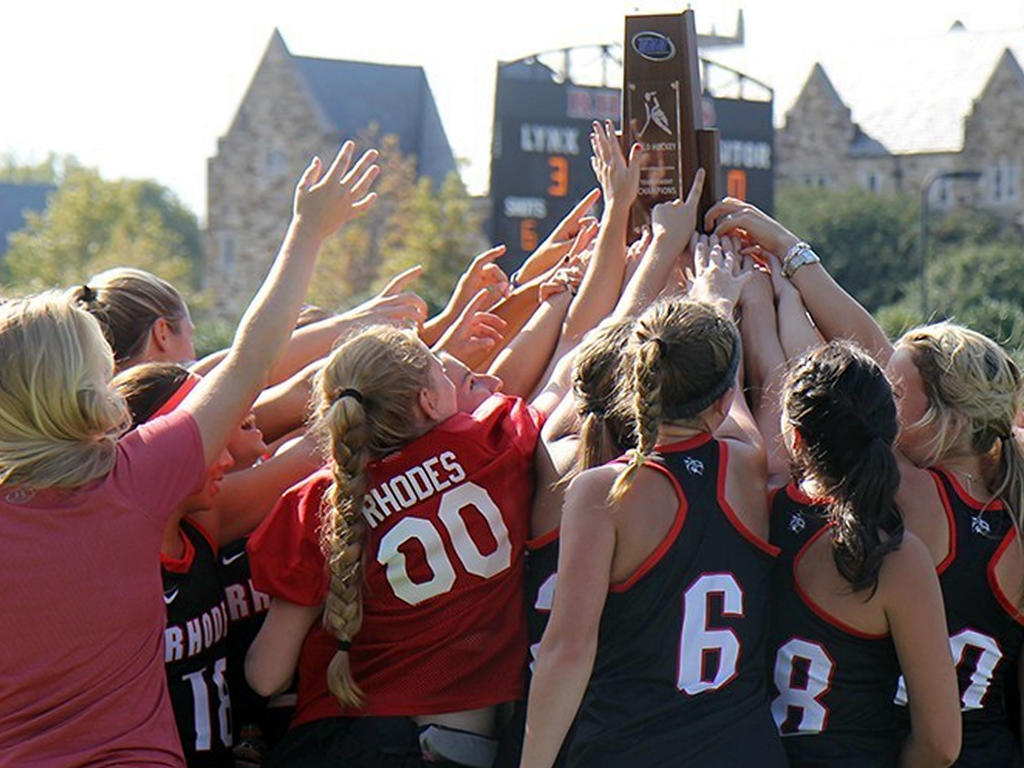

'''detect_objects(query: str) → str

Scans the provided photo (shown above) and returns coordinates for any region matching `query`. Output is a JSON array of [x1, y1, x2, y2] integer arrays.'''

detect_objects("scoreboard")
[[489, 60, 774, 270]]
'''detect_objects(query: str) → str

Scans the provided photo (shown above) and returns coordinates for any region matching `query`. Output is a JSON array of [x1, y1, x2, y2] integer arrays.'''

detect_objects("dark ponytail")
[[784, 342, 903, 596]]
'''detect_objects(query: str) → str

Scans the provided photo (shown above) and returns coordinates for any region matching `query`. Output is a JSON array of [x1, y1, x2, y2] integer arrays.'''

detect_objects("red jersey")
[[249, 394, 542, 728]]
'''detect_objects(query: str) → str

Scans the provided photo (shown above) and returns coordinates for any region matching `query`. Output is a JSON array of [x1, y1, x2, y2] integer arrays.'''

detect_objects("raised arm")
[[190, 265, 426, 384], [558, 121, 639, 345], [490, 291, 572, 401], [739, 268, 790, 483], [707, 198, 894, 365], [615, 169, 705, 319], [686, 235, 762, 454], [182, 142, 379, 465], [513, 188, 601, 286]]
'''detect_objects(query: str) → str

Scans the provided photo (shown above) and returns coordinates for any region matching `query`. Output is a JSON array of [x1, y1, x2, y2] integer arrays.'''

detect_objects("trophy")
[[622, 10, 721, 238]]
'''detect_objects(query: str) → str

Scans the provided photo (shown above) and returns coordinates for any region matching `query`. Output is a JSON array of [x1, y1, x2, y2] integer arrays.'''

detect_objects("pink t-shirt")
[[0, 410, 205, 767]]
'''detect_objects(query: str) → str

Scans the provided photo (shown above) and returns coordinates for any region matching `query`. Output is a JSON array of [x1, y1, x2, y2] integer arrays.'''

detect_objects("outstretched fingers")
[[323, 141, 356, 185], [380, 265, 423, 296]]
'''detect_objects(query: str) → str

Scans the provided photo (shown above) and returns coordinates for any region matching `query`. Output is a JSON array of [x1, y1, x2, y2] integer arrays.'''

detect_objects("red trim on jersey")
[[610, 461, 687, 593], [935, 466, 1005, 512], [718, 441, 780, 557], [160, 527, 196, 573], [785, 483, 831, 507], [655, 432, 713, 454], [527, 526, 560, 550], [929, 469, 958, 575], [792, 524, 889, 640], [986, 527, 1024, 627]]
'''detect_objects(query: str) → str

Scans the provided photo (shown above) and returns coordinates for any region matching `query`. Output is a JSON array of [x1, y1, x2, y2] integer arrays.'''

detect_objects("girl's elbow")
[[245, 653, 287, 698], [914, 725, 961, 767]]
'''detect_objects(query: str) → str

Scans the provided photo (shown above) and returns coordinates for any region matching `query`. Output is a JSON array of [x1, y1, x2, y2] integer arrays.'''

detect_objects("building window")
[[995, 157, 1018, 203], [867, 172, 878, 193]]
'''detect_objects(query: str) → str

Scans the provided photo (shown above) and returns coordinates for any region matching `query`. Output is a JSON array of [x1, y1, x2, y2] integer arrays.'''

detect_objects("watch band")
[[781, 242, 820, 279]]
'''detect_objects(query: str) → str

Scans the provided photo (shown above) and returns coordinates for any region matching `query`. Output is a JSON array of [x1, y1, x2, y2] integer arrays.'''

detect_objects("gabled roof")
[[283, 38, 456, 185], [708, 25, 1024, 155], [0, 182, 53, 258], [808, 28, 1024, 154]]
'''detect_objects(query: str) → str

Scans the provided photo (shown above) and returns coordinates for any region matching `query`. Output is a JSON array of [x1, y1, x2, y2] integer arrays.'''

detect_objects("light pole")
[[920, 170, 982, 319]]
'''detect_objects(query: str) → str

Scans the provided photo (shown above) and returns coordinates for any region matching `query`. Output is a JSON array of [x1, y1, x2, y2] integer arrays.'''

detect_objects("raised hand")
[[433, 288, 508, 361], [293, 141, 380, 241], [348, 265, 428, 330], [446, 246, 511, 317], [705, 197, 800, 257], [650, 168, 706, 254], [688, 234, 751, 312], [590, 120, 642, 210], [538, 261, 584, 302]]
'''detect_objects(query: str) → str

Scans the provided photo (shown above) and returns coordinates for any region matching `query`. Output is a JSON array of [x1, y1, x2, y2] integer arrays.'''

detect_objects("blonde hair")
[[68, 267, 187, 369], [898, 322, 1024, 545], [312, 326, 433, 707], [0, 292, 130, 489], [610, 300, 739, 501]]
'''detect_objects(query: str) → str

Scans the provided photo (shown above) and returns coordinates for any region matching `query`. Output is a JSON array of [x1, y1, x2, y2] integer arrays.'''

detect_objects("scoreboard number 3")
[[548, 156, 569, 197]]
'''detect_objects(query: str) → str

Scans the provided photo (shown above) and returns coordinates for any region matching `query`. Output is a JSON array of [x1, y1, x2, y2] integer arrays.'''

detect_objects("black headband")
[[661, 328, 742, 421]]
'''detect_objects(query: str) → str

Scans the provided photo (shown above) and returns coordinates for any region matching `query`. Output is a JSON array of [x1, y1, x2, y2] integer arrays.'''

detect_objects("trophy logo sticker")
[[641, 90, 672, 137], [631, 31, 676, 62]]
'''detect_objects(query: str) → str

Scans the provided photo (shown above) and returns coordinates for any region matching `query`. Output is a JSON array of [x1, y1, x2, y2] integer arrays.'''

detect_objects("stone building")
[[206, 30, 456, 317], [776, 25, 1024, 217]]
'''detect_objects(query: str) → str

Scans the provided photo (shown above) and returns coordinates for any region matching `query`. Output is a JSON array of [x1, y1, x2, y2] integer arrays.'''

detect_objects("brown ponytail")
[[572, 318, 637, 476]]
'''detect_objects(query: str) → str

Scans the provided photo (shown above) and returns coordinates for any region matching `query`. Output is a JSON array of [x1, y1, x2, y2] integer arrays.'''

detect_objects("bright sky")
[[3, 0, 1022, 222]]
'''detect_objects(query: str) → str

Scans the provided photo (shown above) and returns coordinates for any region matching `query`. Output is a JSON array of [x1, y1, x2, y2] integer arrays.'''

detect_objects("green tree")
[[3, 165, 201, 292], [777, 186, 918, 312], [876, 240, 1024, 358]]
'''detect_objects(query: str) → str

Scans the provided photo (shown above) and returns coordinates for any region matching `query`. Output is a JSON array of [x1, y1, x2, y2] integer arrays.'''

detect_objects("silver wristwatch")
[[781, 242, 820, 279]]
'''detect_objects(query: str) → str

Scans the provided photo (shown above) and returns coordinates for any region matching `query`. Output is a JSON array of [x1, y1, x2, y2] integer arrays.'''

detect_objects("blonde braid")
[[312, 325, 435, 708], [320, 395, 370, 707], [610, 339, 663, 502]]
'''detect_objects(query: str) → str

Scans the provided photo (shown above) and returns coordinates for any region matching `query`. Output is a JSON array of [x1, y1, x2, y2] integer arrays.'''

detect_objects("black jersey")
[[494, 527, 566, 768], [219, 538, 272, 723], [897, 468, 1024, 767], [769, 484, 902, 767], [567, 434, 786, 767], [163, 519, 234, 767]]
